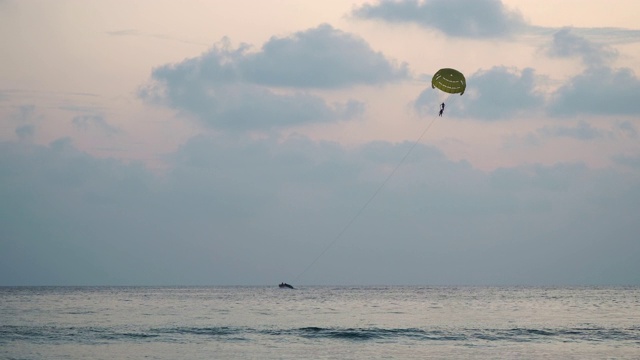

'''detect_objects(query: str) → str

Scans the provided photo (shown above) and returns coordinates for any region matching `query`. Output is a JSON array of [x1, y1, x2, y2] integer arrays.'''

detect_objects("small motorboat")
[[279, 282, 294, 289]]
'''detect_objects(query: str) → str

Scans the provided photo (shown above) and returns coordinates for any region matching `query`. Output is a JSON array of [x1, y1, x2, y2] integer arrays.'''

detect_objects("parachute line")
[[293, 94, 456, 283]]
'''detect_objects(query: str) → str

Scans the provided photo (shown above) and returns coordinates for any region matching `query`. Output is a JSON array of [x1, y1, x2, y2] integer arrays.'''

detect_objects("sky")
[[1, 0, 640, 286]]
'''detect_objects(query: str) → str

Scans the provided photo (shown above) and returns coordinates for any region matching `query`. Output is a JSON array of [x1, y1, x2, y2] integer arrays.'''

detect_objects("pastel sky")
[[2, 0, 639, 286]]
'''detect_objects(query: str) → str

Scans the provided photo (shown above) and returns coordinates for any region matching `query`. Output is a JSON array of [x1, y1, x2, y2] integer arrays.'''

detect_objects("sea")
[[1, 286, 639, 359]]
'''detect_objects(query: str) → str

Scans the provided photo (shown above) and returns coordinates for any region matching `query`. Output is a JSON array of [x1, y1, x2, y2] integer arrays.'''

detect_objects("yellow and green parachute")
[[432, 68, 466, 95]]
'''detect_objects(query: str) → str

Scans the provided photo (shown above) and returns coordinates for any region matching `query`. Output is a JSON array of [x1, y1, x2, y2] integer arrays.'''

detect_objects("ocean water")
[[1, 286, 639, 359]]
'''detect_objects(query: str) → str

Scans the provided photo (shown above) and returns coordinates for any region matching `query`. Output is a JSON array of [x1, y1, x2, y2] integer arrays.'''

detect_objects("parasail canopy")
[[432, 68, 466, 95]]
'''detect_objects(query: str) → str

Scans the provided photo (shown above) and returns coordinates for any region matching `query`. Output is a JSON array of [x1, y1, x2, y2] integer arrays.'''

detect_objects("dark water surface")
[[1, 286, 639, 359]]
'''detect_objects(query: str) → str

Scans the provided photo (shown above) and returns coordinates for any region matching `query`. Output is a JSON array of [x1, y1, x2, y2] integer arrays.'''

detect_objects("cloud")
[[544, 27, 618, 68], [10, 104, 38, 122], [140, 82, 364, 131], [540, 28, 640, 117], [489, 162, 588, 193], [549, 67, 640, 116], [555, 27, 640, 45], [144, 24, 408, 89], [351, 0, 528, 39], [537, 121, 609, 141], [414, 66, 544, 120], [352, 1, 640, 45], [15, 124, 35, 140], [617, 120, 638, 139], [72, 114, 121, 135], [140, 24, 405, 131], [242, 24, 408, 88], [613, 154, 640, 169], [5, 105, 43, 138], [1, 136, 639, 285]]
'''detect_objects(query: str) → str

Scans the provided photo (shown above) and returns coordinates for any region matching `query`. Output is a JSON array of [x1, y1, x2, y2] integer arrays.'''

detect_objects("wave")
[[2, 325, 639, 345], [293, 327, 429, 341], [290, 326, 640, 342]]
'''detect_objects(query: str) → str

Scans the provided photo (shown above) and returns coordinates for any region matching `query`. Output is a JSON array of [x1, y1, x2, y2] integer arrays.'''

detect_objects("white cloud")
[[352, 0, 528, 38], [139, 24, 407, 131], [10, 104, 39, 123], [15, 124, 34, 139], [140, 81, 365, 131], [549, 67, 640, 116], [537, 121, 610, 141], [544, 27, 619, 68], [72, 114, 121, 136], [616, 120, 638, 139], [241, 24, 409, 88]]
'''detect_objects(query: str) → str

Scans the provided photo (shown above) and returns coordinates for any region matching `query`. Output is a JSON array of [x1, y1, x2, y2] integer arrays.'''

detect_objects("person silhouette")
[[439, 102, 445, 117]]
